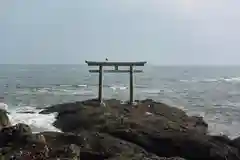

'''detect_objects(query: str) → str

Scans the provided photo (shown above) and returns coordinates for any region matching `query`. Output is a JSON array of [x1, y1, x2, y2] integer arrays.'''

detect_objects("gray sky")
[[0, 0, 240, 65]]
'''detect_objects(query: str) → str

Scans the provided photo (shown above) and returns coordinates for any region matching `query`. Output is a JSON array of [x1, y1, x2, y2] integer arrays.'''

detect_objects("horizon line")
[[1, 63, 240, 67]]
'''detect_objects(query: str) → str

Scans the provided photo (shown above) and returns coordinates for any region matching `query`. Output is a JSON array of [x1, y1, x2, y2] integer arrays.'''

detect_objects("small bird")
[[105, 58, 108, 61]]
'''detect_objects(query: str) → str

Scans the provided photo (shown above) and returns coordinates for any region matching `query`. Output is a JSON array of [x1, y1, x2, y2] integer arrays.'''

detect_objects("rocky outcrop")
[[0, 125, 184, 159], [0, 109, 11, 130], [39, 99, 240, 160], [0, 124, 80, 159], [2, 99, 240, 159]]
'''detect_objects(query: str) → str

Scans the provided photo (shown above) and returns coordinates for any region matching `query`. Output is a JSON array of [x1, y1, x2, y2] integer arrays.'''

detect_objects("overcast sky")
[[0, 0, 240, 65]]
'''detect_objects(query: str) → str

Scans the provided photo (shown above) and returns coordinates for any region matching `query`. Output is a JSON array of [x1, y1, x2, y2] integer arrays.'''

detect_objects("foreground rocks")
[[0, 124, 81, 159], [39, 99, 240, 160], [0, 124, 184, 159], [2, 99, 240, 159]]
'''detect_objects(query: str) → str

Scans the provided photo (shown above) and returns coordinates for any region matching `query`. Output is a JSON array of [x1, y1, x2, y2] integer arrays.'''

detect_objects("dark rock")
[[108, 156, 187, 160], [40, 99, 240, 160], [0, 128, 80, 159], [39, 101, 84, 114], [212, 135, 233, 145], [232, 136, 240, 150], [41, 131, 159, 159], [0, 123, 50, 159], [107, 128, 240, 160], [81, 151, 106, 160], [16, 111, 36, 114], [3, 99, 240, 160], [48, 144, 80, 159], [186, 116, 208, 134], [0, 123, 38, 148], [107, 153, 186, 160], [39, 131, 188, 159], [15, 123, 32, 135]]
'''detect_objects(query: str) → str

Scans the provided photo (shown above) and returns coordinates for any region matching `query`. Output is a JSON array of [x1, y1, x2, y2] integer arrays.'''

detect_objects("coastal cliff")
[[1, 99, 240, 159]]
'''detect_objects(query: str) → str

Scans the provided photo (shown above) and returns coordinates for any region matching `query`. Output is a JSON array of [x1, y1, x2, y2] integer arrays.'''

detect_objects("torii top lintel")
[[85, 61, 147, 66]]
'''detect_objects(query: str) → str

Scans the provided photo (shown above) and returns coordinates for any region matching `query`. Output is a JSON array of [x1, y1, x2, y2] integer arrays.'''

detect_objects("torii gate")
[[85, 60, 147, 104]]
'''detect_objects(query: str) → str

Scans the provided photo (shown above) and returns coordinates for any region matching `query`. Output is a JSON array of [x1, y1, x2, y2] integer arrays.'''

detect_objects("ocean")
[[1, 64, 240, 138]]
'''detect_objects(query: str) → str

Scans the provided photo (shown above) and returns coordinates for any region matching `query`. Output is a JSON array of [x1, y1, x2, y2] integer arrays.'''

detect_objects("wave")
[[16, 88, 96, 96], [180, 77, 240, 83], [141, 89, 161, 94], [180, 78, 218, 83], [135, 84, 149, 89], [224, 77, 240, 82], [15, 88, 53, 95], [16, 84, 88, 89], [16, 85, 46, 89], [55, 84, 87, 88], [110, 85, 128, 91], [8, 106, 61, 133], [102, 84, 148, 90], [69, 90, 96, 96]]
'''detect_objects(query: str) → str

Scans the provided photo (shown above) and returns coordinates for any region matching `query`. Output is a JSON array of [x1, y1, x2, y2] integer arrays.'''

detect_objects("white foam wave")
[[76, 84, 87, 87], [8, 106, 61, 133], [58, 84, 87, 88], [38, 88, 52, 93], [16, 88, 52, 95], [71, 90, 96, 96], [110, 85, 128, 91], [224, 77, 240, 82], [15, 106, 37, 113], [208, 121, 240, 139], [180, 77, 240, 83], [202, 78, 219, 82], [187, 109, 240, 139], [16, 88, 95, 96], [179, 79, 199, 83], [141, 89, 161, 94]]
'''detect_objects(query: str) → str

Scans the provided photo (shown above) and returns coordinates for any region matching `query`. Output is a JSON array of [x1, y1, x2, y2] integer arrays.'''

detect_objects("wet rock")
[[2, 99, 240, 160], [0, 126, 80, 159], [38, 131, 189, 159], [0, 123, 34, 147], [232, 136, 240, 150], [41, 131, 157, 159], [108, 155, 187, 160], [27, 134, 48, 146], [212, 135, 233, 145], [0, 109, 11, 130], [107, 154, 185, 160], [16, 111, 36, 114], [15, 123, 32, 135], [40, 99, 240, 160], [0, 123, 50, 159], [4, 144, 50, 160], [48, 144, 80, 159], [39, 101, 85, 114]]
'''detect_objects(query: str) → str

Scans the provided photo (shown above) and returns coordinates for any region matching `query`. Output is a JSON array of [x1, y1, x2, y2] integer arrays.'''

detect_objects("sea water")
[[1, 64, 240, 138]]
